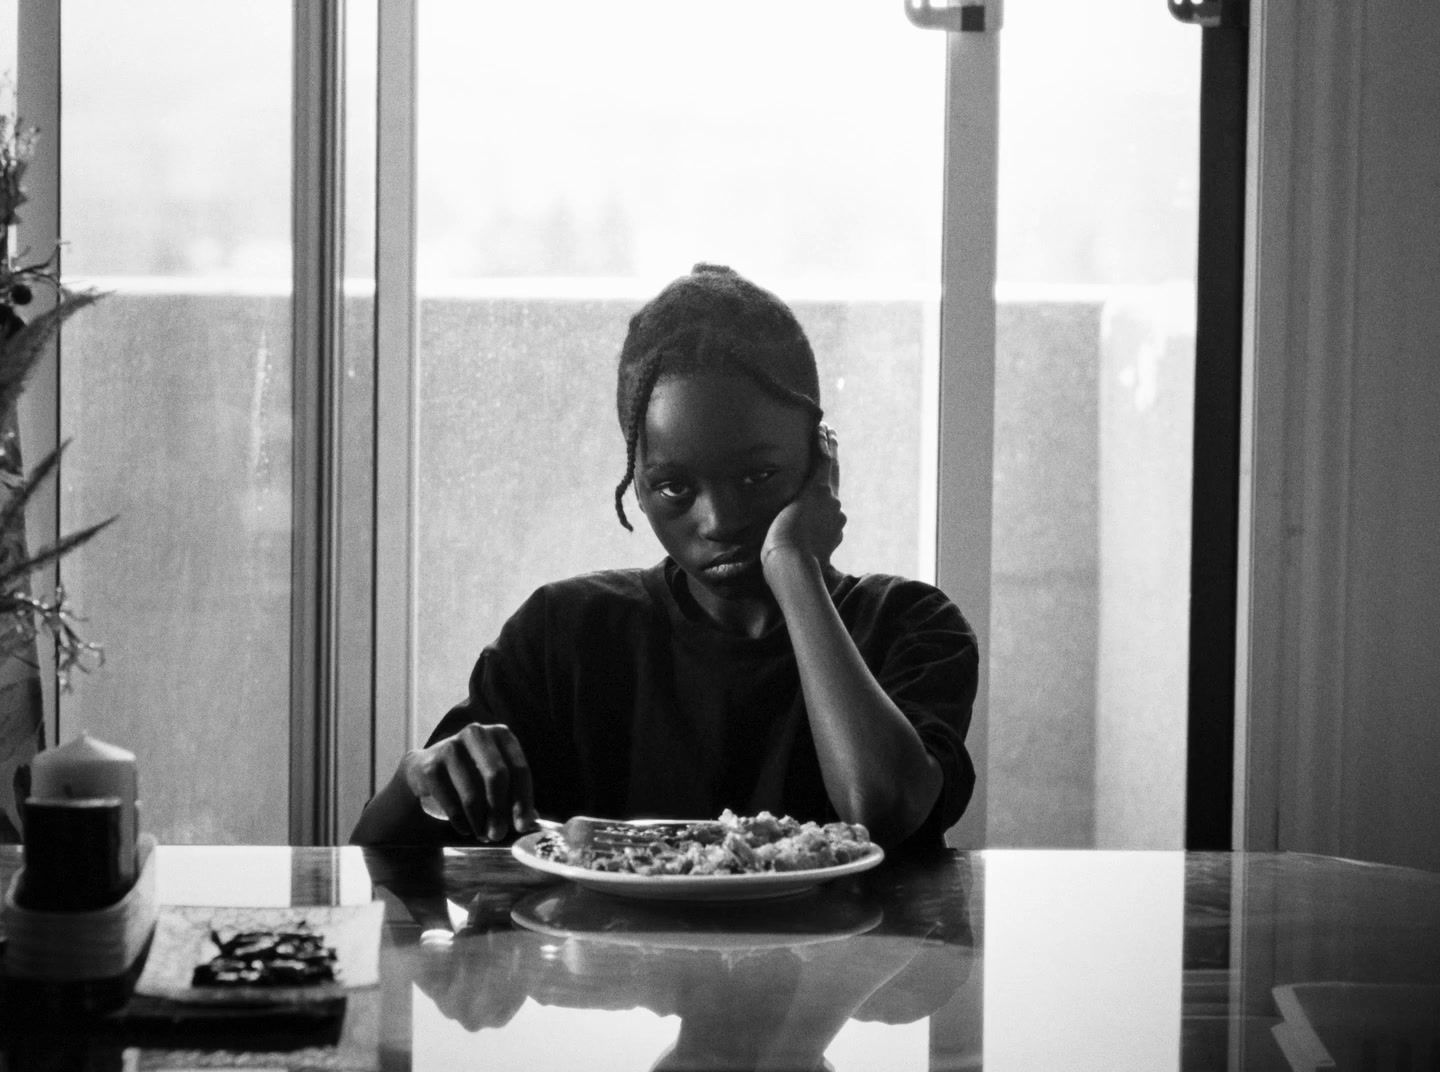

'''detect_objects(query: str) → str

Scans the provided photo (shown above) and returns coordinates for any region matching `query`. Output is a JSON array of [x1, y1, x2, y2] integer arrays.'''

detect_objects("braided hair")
[[613, 264, 824, 530]]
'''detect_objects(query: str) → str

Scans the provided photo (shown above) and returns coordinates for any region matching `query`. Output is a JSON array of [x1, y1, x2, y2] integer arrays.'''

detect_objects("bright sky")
[[11, 0, 1198, 286]]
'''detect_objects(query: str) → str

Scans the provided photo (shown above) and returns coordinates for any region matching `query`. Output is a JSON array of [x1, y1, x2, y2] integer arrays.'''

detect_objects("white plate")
[[510, 884, 883, 948], [510, 829, 884, 902]]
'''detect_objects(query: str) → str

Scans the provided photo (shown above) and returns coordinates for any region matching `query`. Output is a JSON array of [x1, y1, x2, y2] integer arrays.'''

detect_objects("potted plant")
[[0, 101, 113, 842]]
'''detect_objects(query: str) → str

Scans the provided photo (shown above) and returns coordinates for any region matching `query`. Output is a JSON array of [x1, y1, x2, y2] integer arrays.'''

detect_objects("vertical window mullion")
[[291, 0, 345, 845], [372, 0, 419, 795], [15, 0, 63, 744], [935, 26, 1000, 849], [1185, 18, 1248, 852]]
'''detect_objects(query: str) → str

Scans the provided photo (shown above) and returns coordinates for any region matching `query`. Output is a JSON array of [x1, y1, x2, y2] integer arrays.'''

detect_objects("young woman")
[[351, 265, 977, 850]]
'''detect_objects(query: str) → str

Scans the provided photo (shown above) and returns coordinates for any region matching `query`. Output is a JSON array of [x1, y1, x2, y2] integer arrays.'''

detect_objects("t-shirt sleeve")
[[866, 582, 979, 846], [422, 586, 582, 815]]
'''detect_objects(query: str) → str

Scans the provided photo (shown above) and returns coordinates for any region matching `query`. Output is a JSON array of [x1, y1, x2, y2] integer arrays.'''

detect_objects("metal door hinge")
[[1168, 0, 1248, 30], [905, 0, 1002, 34]]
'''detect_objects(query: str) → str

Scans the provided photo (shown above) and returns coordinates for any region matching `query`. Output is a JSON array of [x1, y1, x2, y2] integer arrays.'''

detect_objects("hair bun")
[[691, 262, 736, 276]]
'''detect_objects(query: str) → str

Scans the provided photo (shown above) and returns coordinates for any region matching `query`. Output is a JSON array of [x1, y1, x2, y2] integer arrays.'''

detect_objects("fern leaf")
[[0, 439, 68, 537], [0, 289, 106, 418], [0, 515, 116, 588]]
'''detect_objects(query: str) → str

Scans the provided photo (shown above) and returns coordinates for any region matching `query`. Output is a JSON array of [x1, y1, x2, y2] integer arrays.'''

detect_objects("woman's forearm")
[[764, 548, 942, 845], [349, 761, 450, 845]]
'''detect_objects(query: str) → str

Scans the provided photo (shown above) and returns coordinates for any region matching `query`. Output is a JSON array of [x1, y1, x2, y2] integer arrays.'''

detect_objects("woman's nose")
[[695, 486, 748, 541]]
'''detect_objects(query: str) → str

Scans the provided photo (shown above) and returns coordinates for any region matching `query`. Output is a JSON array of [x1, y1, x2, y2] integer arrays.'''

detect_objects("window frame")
[[14, 0, 62, 745], [931, 22, 1000, 848], [290, 0, 346, 845], [368, 0, 419, 835], [22, 1, 1245, 852]]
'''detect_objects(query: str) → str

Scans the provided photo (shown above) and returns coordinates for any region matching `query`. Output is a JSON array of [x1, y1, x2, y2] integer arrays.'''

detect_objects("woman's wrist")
[[761, 541, 822, 580]]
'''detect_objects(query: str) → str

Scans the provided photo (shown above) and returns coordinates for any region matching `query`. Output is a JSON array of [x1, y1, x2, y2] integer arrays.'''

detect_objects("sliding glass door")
[[11, 1, 1199, 849]]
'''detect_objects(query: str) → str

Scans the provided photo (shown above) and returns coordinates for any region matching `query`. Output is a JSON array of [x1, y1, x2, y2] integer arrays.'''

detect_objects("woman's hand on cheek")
[[762, 423, 846, 577], [401, 722, 538, 842]]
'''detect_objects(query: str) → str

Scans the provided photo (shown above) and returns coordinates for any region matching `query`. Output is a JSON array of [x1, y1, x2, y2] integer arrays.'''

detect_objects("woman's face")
[[635, 371, 814, 606]]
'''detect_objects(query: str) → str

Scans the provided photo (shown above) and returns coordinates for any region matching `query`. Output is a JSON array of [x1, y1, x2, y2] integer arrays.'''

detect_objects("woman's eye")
[[741, 469, 778, 488], [652, 481, 691, 501]]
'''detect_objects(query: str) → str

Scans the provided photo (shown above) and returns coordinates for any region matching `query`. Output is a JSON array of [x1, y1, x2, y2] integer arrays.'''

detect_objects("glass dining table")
[[2, 842, 1439, 1070]]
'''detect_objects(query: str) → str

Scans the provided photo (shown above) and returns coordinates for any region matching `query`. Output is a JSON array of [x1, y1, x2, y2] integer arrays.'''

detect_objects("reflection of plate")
[[510, 883, 884, 949], [133, 902, 384, 1006], [510, 832, 884, 902]]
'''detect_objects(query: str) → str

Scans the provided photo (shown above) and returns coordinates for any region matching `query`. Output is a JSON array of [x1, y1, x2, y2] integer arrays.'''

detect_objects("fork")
[[536, 816, 717, 853]]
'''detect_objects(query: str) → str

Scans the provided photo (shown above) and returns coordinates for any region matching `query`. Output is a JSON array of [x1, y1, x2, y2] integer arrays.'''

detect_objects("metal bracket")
[[1167, 0, 1248, 30], [904, 0, 1002, 34]]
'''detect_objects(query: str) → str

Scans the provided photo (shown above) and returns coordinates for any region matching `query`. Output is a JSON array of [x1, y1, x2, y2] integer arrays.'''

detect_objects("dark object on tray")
[[191, 926, 337, 988]]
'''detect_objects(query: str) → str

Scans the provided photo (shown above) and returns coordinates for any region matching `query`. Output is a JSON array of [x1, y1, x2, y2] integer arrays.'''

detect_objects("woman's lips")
[[702, 550, 760, 579]]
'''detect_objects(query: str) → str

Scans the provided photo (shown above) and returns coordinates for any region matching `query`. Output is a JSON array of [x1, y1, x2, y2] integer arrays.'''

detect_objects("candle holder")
[[0, 833, 158, 1015]]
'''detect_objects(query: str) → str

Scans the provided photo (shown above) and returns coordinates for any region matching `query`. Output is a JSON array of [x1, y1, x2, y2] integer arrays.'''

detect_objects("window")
[[50, 0, 295, 843], [411, 1, 946, 752], [13, 1, 1198, 848], [988, 1, 1199, 847]]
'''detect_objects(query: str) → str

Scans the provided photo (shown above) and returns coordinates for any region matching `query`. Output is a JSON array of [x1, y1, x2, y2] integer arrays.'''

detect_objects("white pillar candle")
[[30, 732, 139, 882]]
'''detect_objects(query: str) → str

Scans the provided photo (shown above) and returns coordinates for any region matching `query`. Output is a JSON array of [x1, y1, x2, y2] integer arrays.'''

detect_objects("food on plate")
[[537, 809, 873, 877], [191, 924, 338, 988]]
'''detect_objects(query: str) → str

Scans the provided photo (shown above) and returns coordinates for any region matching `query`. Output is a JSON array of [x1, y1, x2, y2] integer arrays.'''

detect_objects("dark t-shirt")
[[427, 559, 978, 846]]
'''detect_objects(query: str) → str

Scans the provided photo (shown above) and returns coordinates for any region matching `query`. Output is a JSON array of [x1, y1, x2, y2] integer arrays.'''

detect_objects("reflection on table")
[[2, 844, 1439, 1070], [384, 846, 974, 1072]]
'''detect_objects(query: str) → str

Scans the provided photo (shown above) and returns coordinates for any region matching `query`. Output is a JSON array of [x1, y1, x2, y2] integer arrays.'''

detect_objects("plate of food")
[[510, 810, 884, 902]]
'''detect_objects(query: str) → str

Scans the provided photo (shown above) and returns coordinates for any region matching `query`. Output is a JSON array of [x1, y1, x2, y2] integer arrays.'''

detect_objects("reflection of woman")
[[351, 265, 977, 851], [365, 847, 976, 1066], [647, 943, 911, 1072]]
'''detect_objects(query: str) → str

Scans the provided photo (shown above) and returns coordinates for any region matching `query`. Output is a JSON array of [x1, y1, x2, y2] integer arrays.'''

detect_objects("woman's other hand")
[[762, 422, 846, 576], [401, 722, 538, 842]]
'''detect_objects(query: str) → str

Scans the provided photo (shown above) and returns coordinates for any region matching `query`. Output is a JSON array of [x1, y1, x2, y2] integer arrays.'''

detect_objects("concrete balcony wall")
[[989, 301, 1103, 847], [1096, 286, 1195, 850], [59, 292, 293, 843], [53, 288, 1191, 846]]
